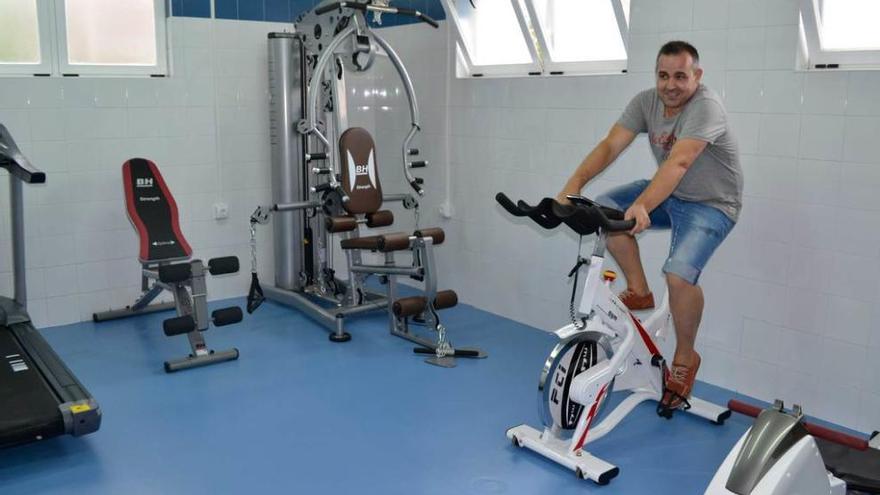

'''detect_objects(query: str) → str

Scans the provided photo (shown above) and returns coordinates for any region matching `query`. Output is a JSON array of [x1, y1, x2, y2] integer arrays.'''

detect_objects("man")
[[556, 41, 742, 411]]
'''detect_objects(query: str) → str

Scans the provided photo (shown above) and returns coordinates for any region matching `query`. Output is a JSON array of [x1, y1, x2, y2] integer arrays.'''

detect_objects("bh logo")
[[136, 178, 154, 188], [346, 149, 377, 191]]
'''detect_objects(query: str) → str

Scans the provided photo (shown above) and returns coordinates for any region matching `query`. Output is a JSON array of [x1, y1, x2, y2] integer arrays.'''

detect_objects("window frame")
[[0, 0, 55, 76], [799, 0, 880, 69], [443, 0, 631, 78], [446, 0, 543, 78], [524, 0, 629, 75], [0, 0, 168, 77]]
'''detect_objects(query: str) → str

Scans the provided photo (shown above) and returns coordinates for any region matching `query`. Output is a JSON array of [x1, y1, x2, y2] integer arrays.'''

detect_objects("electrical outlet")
[[438, 200, 454, 219], [213, 202, 229, 220]]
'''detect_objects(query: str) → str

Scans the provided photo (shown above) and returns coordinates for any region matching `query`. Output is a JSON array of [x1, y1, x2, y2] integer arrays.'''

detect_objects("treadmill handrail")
[[0, 124, 46, 184]]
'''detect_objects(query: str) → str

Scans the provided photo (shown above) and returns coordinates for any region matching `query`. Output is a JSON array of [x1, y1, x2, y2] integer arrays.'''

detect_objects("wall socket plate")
[[213, 202, 229, 220], [439, 200, 454, 219]]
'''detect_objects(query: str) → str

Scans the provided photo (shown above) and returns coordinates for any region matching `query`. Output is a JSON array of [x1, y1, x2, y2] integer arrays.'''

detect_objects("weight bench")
[[93, 158, 243, 373]]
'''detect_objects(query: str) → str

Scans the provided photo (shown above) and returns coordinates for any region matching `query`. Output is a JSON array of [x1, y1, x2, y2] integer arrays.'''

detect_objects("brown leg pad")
[[393, 290, 458, 318], [326, 215, 357, 233], [393, 296, 426, 318], [433, 290, 458, 310], [379, 233, 413, 252], [414, 227, 445, 246]]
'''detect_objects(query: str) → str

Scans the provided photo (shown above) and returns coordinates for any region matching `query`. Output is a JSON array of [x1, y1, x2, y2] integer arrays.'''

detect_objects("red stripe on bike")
[[631, 314, 661, 356], [573, 383, 608, 451]]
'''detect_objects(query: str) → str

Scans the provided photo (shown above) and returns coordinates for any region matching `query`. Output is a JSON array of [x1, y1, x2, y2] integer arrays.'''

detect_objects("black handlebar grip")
[[494, 193, 525, 217], [315, 2, 365, 15], [306, 152, 327, 161], [314, 2, 338, 14], [414, 347, 480, 357], [418, 13, 440, 28], [409, 179, 424, 195], [407, 148, 420, 156], [0, 124, 47, 184], [163, 315, 196, 336], [409, 161, 427, 168], [313, 182, 333, 193], [595, 207, 636, 232], [608, 219, 637, 231], [212, 307, 243, 327], [394, 7, 440, 28], [158, 263, 192, 283], [208, 256, 240, 276]]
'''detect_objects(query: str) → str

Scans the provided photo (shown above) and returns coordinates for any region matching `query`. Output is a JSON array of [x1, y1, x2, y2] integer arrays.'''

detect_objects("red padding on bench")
[[123, 158, 192, 263]]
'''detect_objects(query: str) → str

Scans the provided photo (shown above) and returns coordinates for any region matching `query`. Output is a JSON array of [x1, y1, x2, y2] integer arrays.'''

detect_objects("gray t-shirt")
[[617, 85, 743, 221]]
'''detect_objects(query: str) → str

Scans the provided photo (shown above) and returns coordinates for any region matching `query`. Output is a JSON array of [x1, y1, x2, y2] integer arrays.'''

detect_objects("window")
[[442, 0, 631, 77], [0, 0, 53, 75], [799, 0, 880, 69], [447, 0, 542, 76], [0, 0, 167, 76]]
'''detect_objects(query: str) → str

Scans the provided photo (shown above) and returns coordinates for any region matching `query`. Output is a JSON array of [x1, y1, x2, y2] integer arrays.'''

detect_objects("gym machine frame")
[[250, 1, 484, 366]]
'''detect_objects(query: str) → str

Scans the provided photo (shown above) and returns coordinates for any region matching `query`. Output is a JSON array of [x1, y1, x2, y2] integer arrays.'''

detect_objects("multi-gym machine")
[[248, 1, 485, 367]]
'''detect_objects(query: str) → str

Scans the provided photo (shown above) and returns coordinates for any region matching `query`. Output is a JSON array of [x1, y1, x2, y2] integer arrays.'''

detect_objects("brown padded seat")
[[340, 232, 412, 252], [339, 127, 383, 215]]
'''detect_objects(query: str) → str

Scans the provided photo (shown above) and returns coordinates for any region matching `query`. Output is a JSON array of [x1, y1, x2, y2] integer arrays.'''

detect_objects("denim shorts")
[[595, 179, 735, 285]]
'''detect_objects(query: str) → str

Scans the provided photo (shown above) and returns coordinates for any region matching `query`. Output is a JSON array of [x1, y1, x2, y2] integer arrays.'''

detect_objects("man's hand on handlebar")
[[555, 191, 574, 205], [624, 203, 651, 235]]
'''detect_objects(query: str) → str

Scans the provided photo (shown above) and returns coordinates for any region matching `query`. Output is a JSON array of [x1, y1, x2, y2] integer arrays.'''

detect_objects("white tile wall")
[[0, 17, 297, 327], [429, 0, 880, 433]]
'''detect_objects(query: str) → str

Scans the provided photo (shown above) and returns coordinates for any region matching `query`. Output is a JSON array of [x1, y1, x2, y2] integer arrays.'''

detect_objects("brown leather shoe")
[[661, 352, 701, 410], [618, 289, 655, 310]]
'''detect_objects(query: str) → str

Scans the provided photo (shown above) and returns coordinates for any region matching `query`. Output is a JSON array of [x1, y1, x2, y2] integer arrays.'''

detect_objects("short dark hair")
[[656, 41, 700, 68]]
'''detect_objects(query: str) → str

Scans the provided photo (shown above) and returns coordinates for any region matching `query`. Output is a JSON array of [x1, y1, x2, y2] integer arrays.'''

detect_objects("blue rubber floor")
[[0, 298, 836, 494]]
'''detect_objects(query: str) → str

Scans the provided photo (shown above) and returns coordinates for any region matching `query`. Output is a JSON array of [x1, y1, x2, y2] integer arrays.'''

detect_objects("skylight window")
[[442, 0, 631, 77], [800, 0, 880, 69]]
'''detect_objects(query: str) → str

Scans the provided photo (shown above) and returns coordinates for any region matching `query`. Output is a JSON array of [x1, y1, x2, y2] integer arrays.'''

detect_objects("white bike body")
[[507, 251, 729, 484]]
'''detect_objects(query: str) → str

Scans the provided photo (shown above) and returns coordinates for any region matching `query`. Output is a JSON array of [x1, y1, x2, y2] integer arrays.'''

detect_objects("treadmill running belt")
[[0, 329, 64, 447]]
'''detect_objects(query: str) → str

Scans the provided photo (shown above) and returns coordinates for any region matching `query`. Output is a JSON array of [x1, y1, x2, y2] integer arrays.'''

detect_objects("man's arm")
[[625, 137, 708, 234], [557, 124, 638, 203]]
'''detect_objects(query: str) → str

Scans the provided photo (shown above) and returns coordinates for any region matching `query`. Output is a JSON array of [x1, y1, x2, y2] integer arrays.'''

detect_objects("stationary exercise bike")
[[706, 399, 880, 494], [496, 192, 730, 485]]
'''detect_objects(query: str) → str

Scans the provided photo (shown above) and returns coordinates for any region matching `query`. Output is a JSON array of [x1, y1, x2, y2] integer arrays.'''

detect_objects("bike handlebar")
[[495, 192, 635, 235], [0, 124, 46, 184]]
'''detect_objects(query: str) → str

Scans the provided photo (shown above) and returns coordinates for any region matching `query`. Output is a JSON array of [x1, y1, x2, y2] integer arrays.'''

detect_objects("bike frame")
[[509, 228, 728, 483]]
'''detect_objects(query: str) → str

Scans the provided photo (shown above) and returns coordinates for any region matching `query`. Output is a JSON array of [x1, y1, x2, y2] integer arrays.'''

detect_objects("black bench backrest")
[[122, 158, 192, 263]]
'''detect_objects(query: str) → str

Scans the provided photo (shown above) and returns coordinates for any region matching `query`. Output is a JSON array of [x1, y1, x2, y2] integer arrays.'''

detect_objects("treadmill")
[[0, 124, 101, 448]]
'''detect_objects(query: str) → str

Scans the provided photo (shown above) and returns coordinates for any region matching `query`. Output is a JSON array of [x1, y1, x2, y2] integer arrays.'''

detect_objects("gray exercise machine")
[[706, 399, 880, 494], [247, 1, 484, 367]]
